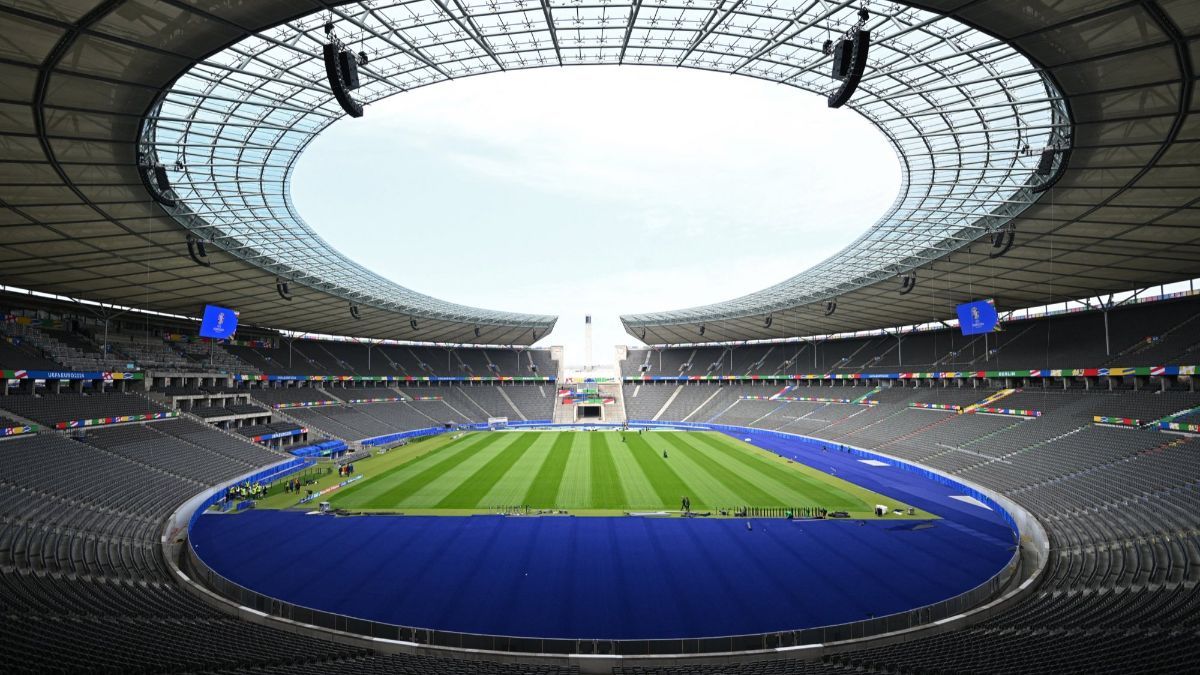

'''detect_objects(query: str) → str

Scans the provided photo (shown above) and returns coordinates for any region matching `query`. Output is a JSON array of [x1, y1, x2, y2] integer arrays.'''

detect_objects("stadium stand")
[[502, 385, 555, 420], [623, 296, 1200, 378], [235, 422, 306, 438], [1, 0, 1197, 670], [0, 392, 171, 427], [590, 377, 1200, 673], [220, 341, 557, 378], [0, 334, 62, 371], [622, 384, 678, 421], [248, 387, 341, 407], [1, 365, 1198, 673]]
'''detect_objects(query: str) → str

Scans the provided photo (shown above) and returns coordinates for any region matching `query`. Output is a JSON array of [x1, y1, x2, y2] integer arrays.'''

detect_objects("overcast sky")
[[292, 66, 900, 366]]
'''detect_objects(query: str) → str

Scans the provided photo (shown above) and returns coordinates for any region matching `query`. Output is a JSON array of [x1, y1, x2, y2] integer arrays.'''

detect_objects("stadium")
[[0, 0, 1197, 673]]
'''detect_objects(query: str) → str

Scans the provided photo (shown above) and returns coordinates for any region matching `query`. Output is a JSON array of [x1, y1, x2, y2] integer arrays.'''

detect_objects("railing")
[[179, 422, 1041, 658]]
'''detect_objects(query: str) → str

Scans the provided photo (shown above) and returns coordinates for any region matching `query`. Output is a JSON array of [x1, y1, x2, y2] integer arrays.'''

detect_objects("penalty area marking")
[[858, 459, 889, 467], [949, 495, 992, 510]]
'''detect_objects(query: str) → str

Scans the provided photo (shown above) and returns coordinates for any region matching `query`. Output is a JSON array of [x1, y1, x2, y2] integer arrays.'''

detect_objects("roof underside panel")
[[0, 0, 1195, 346], [0, 0, 554, 344], [624, 0, 1200, 343], [142, 0, 1064, 346]]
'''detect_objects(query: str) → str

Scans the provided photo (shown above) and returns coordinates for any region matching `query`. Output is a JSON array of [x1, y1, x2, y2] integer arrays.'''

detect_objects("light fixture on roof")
[[827, 8, 871, 108], [186, 236, 210, 268], [824, 299, 837, 316], [990, 224, 1016, 259], [474, 326, 481, 338], [699, 324, 706, 336], [276, 278, 292, 301], [349, 303, 361, 320], [137, 152, 175, 208], [323, 30, 364, 117], [898, 272, 916, 296], [410, 318, 418, 331], [1031, 140, 1070, 193], [764, 315, 773, 328]]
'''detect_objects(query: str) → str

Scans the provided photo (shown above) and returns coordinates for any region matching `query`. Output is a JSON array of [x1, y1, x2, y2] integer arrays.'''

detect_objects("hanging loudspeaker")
[[323, 42, 364, 117], [186, 237, 211, 268], [1036, 149, 1056, 176], [337, 49, 361, 90], [828, 30, 870, 108]]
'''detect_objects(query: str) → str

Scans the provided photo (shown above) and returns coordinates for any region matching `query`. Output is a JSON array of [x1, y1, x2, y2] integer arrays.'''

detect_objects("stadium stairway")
[[453, 387, 494, 419], [680, 387, 725, 422], [494, 387, 528, 421], [606, 382, 628, 424], [1102, 311, 1200, 367], [877, 415, 956, 450], [552, 394, 575, 424], [651, 386, 683, 421], [823, 405, 909, 439]]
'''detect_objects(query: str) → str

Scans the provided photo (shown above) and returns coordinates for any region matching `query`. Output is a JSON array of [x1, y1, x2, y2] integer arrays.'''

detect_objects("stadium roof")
[[0, 1, 1195, 346], [0, 0, 556, 345], [625, 0, 1200, 343]]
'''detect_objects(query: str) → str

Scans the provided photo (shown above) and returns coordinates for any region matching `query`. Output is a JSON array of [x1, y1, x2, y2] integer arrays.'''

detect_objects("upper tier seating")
[[249, 387, 340, 406], [223, 342, 557, 378], [0, 393, 170, 427], [623, 295, 1200, 377]]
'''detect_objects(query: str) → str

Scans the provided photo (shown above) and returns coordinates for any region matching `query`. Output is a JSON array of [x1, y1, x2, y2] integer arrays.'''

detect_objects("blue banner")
[[199, 304, 239, 340], [956, 299, 1000, 335]]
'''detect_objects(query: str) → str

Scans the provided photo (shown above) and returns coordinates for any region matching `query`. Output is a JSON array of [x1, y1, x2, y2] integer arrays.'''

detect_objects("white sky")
[[292, 66, 900, 365]]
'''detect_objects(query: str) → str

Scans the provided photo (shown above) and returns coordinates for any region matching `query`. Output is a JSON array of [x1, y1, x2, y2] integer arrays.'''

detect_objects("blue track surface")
[[190, 432, 1015, 640]]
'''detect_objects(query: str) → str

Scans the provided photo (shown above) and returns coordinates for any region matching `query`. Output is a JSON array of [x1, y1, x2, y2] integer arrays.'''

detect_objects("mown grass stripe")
[[683, 433, 834, 506], [625, 434, 697, 509], [365, 433, 510, 507], [555, 433, 592, 508], [477, 433, 557, 507], [660, 433, 779, 508], [607, 435, 662, 509], [317, 430, 924, 517], [638, 433, 744, 509], [435, 433, 541, 508], [332, 433, 496, 506], [588, 433, 626, 509], [523, 432, 574, 507], [692, 432, 864, 509], [399, 434, 523, 507]]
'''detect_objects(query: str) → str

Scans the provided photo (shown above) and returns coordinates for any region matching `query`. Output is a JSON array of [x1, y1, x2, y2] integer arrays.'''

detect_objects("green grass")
[[268, 431, 934, 519]]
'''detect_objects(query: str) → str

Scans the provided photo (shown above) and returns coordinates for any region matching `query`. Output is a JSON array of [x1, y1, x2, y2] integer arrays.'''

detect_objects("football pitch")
[[294, 431, 929, 518]]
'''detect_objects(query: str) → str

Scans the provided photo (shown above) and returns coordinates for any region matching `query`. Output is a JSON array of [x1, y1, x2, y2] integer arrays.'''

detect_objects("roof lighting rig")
[[323, 21, 368, 118], [823, 7, 871, 108]]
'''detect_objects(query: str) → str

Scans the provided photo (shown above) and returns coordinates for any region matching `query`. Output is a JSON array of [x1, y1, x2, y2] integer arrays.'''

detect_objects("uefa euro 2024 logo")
[[970, 305, 982, 329], [215, 311, 225, 335]]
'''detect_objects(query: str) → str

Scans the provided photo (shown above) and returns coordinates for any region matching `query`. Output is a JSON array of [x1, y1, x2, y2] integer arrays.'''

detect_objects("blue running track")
[[190, 432, 1016, 640]]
